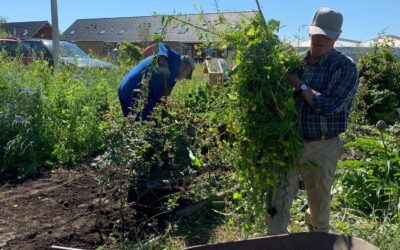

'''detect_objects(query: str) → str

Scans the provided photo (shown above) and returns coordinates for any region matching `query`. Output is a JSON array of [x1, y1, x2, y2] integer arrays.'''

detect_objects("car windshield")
[[45, 41, 89, 58], [0, 41, 31, 57]]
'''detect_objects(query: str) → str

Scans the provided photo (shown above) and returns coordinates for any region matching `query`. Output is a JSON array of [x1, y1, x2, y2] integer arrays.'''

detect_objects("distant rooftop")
[[0, 21, 51, 39], [62, 11, 256, 43]]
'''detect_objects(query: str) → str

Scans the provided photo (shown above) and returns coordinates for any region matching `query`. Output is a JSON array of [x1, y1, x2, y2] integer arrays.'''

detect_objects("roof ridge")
[[338, 38, 361, 43], [3, 21, 49, 24], [73, 11, 255, 21]]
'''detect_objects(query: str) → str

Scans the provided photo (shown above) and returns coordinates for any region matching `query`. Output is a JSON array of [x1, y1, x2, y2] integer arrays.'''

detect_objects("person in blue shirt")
[[118, 43, 195, 119]]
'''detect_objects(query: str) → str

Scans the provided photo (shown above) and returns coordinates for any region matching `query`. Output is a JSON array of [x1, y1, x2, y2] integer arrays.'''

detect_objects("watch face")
[[301, 84, 308, 91]]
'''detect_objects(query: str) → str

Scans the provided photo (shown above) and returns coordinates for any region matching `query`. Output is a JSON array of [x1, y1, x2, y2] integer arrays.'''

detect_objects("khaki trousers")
[[266, 137, 344, 235]]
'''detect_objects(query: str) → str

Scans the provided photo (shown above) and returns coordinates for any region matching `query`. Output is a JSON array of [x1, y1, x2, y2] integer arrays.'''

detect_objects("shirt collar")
[[303, 48, 336, 66]]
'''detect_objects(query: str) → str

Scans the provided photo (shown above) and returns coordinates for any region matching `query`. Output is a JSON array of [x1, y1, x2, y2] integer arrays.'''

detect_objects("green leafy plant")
[[358, 37, 400, 124], [98, 78, 230, 185], [0, 17, 15, 38], [336, 123, 400, 219], [214, 13, 304, 232], [118, 41, 143, 68], [0, 58, 121, 178]]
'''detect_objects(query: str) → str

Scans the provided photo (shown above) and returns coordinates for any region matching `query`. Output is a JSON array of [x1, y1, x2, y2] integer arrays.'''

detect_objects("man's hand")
[[285, 73, 316, 106], [285, 73, 302, 91], [158, 66, 170, 96]]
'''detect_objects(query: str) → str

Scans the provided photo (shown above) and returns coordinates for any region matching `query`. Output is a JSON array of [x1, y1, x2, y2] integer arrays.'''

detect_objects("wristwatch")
[[300, 83, 309, 93]]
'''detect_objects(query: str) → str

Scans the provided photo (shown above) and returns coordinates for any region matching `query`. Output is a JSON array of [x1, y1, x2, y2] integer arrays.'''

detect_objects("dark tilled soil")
[[0, 167, 132, 250]]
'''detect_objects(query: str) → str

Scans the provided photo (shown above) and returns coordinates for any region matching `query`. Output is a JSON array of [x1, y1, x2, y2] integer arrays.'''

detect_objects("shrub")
[[336, 124, 400, 219], [0, 17, 14, 38], [0, 58, 121, 178], [358, 38, 400, 124], [97, 79, 230, 185], [118, 41, 142, 67]]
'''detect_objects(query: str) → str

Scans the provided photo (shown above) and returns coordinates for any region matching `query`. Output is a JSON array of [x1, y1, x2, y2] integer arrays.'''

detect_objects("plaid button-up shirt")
[[297, 49, 359, 139]]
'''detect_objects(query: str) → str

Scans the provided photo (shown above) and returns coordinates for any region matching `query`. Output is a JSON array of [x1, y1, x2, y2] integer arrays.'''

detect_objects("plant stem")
[[168, 15, 222, 37], [255, 0, 267, 26]]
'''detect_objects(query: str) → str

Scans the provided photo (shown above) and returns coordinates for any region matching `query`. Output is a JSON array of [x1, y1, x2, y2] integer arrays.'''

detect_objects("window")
[[69, 30, 76, 35], [178, 27, 189, 34], [118, 29, 126, 34], [99, 30, 106, 34], [21, 41, 50, 59], [154, 28, 163, 34], [0, 41, 30, 57]]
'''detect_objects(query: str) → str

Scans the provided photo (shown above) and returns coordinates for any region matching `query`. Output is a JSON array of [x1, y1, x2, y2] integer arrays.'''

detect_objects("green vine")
[[221, 13, 303, 233]]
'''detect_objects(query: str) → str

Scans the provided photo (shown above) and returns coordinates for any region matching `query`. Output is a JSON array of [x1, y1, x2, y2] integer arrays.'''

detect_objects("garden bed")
[[0, 164, 135, 249]]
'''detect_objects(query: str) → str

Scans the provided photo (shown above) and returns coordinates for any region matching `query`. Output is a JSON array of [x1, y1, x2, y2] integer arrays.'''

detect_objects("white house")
[[291, 35, 400, 61]]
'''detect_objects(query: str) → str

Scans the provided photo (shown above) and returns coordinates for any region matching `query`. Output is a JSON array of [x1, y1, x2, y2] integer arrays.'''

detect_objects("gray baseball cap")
[[181, 55, 195, 80], [309, 7, 343, 40]]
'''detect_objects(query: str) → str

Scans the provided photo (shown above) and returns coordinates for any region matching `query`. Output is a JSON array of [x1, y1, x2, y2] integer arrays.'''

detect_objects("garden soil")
[[0, 165, 133, 250]]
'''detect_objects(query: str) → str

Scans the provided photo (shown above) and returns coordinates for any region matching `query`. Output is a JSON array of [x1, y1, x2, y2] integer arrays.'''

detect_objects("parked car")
[[22, 39, 113, 69], [0, 38, 34, 65]]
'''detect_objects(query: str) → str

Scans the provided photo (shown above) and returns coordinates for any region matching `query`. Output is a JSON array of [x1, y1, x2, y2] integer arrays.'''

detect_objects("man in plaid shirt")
[[266, 7, 359, 234]]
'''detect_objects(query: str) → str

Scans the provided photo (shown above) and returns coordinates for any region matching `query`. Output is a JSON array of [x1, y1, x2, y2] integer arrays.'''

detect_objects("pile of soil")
[[0, 166, 135, 250]]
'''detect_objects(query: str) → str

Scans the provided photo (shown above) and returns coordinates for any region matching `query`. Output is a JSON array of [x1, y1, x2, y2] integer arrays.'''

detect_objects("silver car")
[[22, 39, 113, 69]]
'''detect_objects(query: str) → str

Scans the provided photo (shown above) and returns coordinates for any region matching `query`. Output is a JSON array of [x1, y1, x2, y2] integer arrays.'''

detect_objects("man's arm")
[[157, 56, 171, 96], [287, 63, 359, 115]]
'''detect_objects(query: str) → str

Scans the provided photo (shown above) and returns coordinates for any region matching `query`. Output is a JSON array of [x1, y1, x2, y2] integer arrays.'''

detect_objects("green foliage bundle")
[[358, 39, 400, 124], [0, 58, 121, 178], [219, 14, 303, 231]]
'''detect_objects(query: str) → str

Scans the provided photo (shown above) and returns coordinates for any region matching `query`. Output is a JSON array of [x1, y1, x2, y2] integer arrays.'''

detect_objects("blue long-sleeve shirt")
[[118, 43, 181, 119], [298, 49, 359, 139]]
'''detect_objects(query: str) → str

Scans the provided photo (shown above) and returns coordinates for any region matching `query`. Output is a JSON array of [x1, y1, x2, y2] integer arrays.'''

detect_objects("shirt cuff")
[[311, 91, 323, 113]]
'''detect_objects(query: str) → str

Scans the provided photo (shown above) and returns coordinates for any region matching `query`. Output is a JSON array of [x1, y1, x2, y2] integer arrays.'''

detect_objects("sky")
[[0, 0, 399, 42]]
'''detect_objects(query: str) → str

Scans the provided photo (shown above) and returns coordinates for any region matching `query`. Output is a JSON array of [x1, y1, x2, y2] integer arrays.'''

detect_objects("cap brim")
[[308, 25, 340, 40]]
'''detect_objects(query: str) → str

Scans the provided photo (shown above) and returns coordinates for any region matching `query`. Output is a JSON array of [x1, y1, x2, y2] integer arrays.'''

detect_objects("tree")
[[138, 22, 152, 47], [0, 17, 13, 38], [119, 41, 142, 66], [358, 37, 400, 124]]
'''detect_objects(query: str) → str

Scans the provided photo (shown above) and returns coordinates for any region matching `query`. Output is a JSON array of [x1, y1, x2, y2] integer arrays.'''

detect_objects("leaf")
[[167, 17, 173, 26], [153, 34, 161, 41], [247, 26, 255, 36], [192, 157, 202, 168], [188, 148, 202, 168], [233, 192, 242, 200], [227, 93, 237, 100], [188, 148, 195, 161]]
